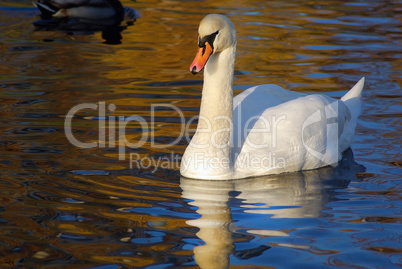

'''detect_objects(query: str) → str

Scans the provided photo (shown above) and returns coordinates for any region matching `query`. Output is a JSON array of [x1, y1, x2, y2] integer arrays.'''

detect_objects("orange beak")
[[189, 42, 213, 74]]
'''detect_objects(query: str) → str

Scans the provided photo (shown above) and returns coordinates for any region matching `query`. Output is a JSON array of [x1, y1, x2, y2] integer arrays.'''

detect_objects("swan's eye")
[[198, 30, 220, 49]]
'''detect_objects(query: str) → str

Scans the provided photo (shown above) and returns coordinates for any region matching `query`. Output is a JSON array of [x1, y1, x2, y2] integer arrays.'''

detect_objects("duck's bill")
[[189, 42, 213, 74]]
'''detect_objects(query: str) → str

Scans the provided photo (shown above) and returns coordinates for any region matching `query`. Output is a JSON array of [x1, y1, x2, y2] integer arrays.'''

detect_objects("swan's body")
[[180, 14, 365, 180]]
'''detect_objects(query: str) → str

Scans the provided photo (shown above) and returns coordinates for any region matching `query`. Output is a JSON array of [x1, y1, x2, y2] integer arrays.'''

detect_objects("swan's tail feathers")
[[341, 77, 365, 102], [341, 77, 365, 118], [338, 77, 365, 152]]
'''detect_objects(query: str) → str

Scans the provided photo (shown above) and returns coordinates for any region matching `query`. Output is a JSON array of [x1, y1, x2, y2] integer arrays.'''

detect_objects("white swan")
[[180, 14, 365, 180]]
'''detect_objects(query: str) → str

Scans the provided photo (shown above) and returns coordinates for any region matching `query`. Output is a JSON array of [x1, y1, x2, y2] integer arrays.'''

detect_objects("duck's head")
[[190, 14, 236, 74]]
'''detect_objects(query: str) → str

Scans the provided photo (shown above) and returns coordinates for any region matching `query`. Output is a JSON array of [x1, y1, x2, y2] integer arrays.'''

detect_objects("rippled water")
[[0, 0, 400, 268]]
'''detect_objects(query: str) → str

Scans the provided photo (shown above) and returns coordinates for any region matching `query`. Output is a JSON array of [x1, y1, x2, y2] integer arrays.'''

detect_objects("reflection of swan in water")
[[32, 0, 141, 44], [181, 149, 364, 269]]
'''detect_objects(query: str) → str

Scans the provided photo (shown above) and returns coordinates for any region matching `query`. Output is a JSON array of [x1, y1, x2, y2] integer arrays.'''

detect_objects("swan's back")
[[231, 79, 364, 178], [232, 84, 305, 160]]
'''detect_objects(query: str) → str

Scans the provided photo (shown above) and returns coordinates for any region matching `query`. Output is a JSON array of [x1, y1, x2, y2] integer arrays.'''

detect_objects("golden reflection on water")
[[0, 0, 400, 268]]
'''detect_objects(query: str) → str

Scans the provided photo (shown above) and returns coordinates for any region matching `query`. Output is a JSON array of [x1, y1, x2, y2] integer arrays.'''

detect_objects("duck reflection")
[[32, 0, 141, 44], [180, 149, 364, 268]]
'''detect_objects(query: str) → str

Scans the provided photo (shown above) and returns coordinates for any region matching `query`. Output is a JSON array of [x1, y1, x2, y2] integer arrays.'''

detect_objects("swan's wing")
[[233, 84, 306, 111], [232, 84, 306, 159], [233, 92, 352, 176]]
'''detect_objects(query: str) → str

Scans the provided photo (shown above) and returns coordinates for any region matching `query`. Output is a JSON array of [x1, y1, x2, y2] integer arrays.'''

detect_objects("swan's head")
[[190, 14, 236, 74]]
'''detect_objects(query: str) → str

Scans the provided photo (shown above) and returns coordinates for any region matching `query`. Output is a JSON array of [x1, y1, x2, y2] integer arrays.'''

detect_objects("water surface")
[[0, 0, 400, 268]]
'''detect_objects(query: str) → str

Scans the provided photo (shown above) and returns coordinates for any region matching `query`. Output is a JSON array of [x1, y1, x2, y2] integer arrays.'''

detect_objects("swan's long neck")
[[187, 44, 236, 179], [201, 45, 236, 125]]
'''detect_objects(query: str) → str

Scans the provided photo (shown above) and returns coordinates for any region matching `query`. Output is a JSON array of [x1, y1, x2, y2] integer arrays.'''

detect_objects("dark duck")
[[33, 0, 141, 43]]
